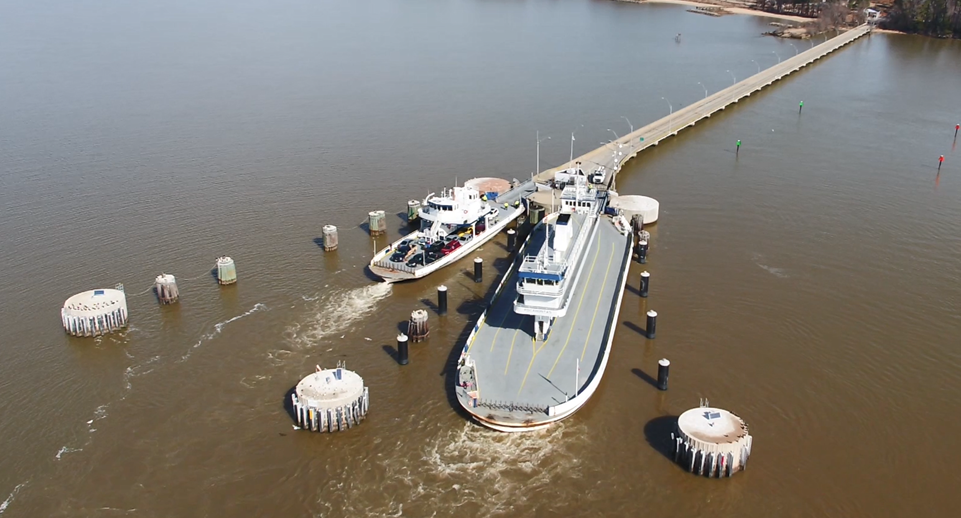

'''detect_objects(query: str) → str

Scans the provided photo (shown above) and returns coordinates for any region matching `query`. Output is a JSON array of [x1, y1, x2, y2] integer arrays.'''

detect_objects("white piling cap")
[[474, 257, 483, 263], [647, 310, 658, 318], [437, 285, 448, 292], [658, 358, 670, 367], [323, 224, 337, 232], [641, 271, 650, 278], [216, 256, 234, 265], [639, 240, 648, 246], [155, 273, 176, 284], [397, 333, 408, 342], [62, 289, 127, 318]]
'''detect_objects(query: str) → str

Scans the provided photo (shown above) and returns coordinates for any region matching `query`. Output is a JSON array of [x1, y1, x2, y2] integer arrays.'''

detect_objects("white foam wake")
[[285, 283, 392, 350], [179, 303, 268, 362], [0, 482, 27, 515], [371, 421, 585, 517], [55, 446, 82, 460], [752, 252, 789, 278], [123, 355, 161, 390]]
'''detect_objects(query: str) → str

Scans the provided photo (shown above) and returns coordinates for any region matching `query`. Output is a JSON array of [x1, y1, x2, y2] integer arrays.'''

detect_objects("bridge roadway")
[[535, 24, 872, 186]]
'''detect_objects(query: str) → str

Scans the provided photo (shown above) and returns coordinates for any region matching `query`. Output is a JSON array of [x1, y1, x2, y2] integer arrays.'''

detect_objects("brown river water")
[[1, 0, 960, 516]]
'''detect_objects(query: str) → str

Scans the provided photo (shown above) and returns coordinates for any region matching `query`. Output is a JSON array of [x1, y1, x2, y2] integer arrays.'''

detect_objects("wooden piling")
[[216, 256, 237, 285], [369, 210, 387, 236], [322, 225, 338, 251], [408, 309, 429, 343], [154, 273, 179, 304], [407, 200, 421, 224]]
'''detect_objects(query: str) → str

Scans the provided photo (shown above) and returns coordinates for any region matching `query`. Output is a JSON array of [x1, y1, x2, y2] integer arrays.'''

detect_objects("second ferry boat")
[[453, 171, 634, 432], [369, 179, 535, 283]]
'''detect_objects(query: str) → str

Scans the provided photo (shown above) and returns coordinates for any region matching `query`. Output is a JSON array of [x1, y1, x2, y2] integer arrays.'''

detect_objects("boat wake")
[[0, 482, 27, 515], [55, 446, 82, 460], [178, 303, 268, 362], [752, 253, 789, 278], [123, 355, 161, 390], [283, 282, 392, 351], [386, 421, 584, 516]]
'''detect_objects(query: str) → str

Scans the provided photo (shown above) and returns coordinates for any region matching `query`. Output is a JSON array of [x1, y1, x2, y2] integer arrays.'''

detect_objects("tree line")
[[883, 0, 961, 37], [752, 0, 960, 38]]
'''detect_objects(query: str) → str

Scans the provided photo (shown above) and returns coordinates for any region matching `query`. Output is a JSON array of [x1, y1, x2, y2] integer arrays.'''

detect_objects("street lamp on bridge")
[[662, 97, 673, 134], [536, 131, 551, 177], [569, 124, 583, 165], [697, 81, 707, 99]]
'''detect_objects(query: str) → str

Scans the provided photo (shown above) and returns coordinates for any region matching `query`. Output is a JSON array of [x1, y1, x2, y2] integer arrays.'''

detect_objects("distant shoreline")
[[616, 0, 813, 24]]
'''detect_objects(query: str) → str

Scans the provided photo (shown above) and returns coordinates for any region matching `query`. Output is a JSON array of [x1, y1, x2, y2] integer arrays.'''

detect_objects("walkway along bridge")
[[534, 24, 873, 186]]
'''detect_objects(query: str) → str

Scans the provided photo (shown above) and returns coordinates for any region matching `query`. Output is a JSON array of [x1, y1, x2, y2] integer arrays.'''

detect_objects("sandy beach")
[[618, 0, 813, 23]]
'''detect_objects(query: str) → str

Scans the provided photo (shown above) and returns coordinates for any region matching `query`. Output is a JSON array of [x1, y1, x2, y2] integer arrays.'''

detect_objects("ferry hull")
[[454, 216, 634, 432], [368, 203, 525, 283]]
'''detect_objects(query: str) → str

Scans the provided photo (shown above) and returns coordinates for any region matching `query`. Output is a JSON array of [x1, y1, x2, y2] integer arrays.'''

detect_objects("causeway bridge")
[[533, 24, 873, 187]]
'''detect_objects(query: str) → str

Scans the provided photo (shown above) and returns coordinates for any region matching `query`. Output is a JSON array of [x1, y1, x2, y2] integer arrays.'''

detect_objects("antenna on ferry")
[[548, 190, 554, 258]]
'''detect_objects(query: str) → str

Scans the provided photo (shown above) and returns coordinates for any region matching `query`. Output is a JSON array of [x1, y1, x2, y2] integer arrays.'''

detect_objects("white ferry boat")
[[454, 172, 634, 432], [369, 180, 535, 283]]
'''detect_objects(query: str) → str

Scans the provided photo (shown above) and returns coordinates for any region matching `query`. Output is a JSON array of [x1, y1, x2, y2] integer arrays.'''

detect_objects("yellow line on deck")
[[581, 242, 616, 362], [516, 335, 539, 394], [504, 327, 522, 375], [467, 295, 513, 354], [489, 310, 512, 353], [543, 230, 603, 380]]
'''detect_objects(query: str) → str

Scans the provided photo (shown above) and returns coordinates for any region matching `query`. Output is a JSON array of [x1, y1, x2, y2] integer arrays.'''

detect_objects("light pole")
[[726, 70, 736, 86], [662, 97, 673, 133], [569, 124, 583, 165], [773, 50, 781, 64], [751, 59, 760, 74], [697, 81, 707, 99], [607, 128, 621, 145], [621, 116, 634, 134], [789, 42, 799, 56], [536, 131, 550, 177]]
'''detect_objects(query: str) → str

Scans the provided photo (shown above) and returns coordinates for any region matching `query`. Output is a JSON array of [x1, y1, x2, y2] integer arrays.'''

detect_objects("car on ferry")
[[441, 239, 462, 256]]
